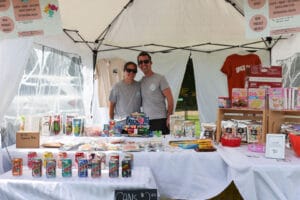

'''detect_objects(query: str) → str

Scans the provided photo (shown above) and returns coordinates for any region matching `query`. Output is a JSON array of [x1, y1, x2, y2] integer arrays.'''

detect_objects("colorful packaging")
[[27, 151, 37, 168], [12, 158, 23, 176], [43, 152, 53, 168], [32, 158, 42, 177], [91, 159, 101, 178], [109, 158, 119, 178], [121, 158, 131, 178], [62, 158, 72, 177], [248, 88, 266, 109], [57, 152, 68, 169], [46, 159, 56, 178], [232, 88, 248, 108], [72, 118, 83, 136], [78, 158, 88, 177]]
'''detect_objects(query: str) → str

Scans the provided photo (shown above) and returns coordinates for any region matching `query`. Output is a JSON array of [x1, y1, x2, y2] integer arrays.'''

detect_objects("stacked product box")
[[123, 113, 150, 136], [245, 65, 282, 88], [231, 88, 267, 109]]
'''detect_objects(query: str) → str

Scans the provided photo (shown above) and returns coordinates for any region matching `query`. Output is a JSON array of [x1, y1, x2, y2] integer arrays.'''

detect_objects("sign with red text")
[[245, 0, 300, 38], [0, 0, 62, 40]]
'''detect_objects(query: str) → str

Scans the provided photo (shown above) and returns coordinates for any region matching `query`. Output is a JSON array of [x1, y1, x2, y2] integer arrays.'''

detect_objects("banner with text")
[[245, 0, 300, 38], [0, 0, 62, 40]]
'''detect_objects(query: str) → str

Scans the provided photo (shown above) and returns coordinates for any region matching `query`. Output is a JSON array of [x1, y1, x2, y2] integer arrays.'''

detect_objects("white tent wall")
[[0, 38, 33, 122], [192, 49, 270, 123], [33, 34, 94, 119], [272, 33, 300, 65]]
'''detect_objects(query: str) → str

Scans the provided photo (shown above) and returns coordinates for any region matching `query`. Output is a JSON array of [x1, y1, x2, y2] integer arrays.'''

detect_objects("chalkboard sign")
[[115, 189, 158, 200]]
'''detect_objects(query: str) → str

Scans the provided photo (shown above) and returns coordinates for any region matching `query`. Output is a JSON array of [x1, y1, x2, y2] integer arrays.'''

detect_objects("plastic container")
[[289, 133, 300, 157], [248, 143, 265, 153], [221, 137, 241, 147], [218, 97, 231, 108]]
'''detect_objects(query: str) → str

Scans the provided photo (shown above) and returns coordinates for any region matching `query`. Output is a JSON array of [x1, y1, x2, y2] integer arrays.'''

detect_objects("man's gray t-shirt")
[[140, 73, 169, 120], [109, 80, 141, 120]]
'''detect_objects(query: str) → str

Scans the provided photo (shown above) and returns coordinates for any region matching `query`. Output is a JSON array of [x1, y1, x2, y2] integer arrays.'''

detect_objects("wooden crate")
[[268, 110, 300, 133], [216, 108, 267, 143]]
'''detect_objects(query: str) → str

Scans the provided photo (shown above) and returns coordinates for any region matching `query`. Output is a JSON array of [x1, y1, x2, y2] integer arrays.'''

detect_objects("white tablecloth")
[[1, 136, 231, 200], [0, 167, 157, 200], [217, 145, 300, 200]]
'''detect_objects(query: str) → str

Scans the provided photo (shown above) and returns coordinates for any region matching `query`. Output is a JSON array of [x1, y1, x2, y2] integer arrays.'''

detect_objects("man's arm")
[[162, 87, 174, 125], [109, 101, 116, 120]]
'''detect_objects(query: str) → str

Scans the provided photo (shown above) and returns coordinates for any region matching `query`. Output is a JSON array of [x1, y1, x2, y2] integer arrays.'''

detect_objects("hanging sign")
[[245, 0, 300, 38], [0, 0, 62, 40]]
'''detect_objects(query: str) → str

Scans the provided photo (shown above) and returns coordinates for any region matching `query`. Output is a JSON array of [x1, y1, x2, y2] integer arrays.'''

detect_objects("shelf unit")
[[216, 108, 268, 143], [268, 110, 300, 133]]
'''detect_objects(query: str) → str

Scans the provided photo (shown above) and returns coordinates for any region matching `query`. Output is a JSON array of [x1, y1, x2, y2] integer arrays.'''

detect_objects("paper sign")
[[265, 133, 286, 159], [0, 0, 62, 40], [244, 0, 300, 38]]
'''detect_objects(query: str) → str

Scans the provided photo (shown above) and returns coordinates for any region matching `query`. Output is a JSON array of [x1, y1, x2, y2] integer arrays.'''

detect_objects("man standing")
[[109, 62, 141, 120], [137, 51, 174, 134]]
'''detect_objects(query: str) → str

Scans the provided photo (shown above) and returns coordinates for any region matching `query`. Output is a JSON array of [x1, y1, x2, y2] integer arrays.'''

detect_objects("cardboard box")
[[247, 66, 282, 77], [16, 131, 40, 148], [246, 81, 282, 88]]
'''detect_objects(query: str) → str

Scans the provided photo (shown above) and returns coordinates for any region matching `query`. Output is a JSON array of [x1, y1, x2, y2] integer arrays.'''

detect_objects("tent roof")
[[59, 0, 275, 53]]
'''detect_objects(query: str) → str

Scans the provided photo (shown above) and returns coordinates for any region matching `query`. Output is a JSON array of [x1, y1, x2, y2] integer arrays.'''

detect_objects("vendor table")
[[1, 136, 231, 200], [218, 145, 300, 200], [0, 167, 157, 200]]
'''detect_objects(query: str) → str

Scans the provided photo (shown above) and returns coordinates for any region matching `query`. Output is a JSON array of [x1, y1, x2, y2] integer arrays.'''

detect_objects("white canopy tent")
[[1, 0, 292, 128]]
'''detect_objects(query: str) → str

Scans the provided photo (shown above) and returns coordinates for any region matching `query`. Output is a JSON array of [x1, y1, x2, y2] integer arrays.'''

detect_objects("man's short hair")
[[137, 51, 152, 62]]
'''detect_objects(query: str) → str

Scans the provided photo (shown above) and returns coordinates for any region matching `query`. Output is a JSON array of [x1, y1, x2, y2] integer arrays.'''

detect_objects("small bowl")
[[221, 137, 241, 147]]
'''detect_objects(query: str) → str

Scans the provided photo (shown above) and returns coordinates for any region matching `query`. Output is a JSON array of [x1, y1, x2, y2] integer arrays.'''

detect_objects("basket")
[[221, 137, 241, 147], [289, 133, 300, 157]]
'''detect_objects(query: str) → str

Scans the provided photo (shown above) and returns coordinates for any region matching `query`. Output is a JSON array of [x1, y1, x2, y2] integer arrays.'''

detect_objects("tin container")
[[124, 153, 134, 169], [12, 158, 23, 176], [46, 159, 56, 178], [88, 152, 96, 169], [109, 153, 119, 165], [121, 158, 131, 178], [43, 152, 53, 168], [27, 151, 37, 168], [96, 152, 106, 170], [62, 158, 72, 177], [57, 152, 68, 169], [91, 159, 101, 178], [75, 152, 85, 169], [109, 158, 119, 178], [32, 158, 42, 177], [78, 158, 88, 177]]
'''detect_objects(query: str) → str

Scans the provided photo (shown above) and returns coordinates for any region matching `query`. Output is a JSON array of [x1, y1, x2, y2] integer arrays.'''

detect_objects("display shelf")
[[216, 108, 267, 143], [268, 110, 300, 133]]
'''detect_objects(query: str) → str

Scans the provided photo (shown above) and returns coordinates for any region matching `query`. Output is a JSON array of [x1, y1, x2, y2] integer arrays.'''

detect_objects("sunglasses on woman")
[[125, 68, 137, 73]]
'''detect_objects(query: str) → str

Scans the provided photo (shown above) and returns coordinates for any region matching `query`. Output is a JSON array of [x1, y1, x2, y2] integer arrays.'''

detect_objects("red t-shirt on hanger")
[[221, 53, 262, 98]]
